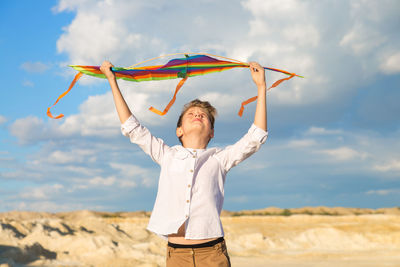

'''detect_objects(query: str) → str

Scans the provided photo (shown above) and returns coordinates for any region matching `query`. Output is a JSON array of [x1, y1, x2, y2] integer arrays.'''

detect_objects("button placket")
[[185, 156, 196, 220]]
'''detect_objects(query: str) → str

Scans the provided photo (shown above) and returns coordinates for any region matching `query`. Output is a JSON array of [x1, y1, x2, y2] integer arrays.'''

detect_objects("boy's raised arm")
[[100, 61, 132, 124], [249, 62, 267, 131]]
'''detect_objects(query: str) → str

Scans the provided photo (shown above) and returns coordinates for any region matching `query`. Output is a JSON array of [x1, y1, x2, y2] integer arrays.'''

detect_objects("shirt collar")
[[186, 147, 206, 153], [174, 145, 206, 155]]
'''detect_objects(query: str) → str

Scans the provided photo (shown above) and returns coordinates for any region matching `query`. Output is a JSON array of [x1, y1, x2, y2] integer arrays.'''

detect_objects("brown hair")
[[177, 99, 217, 129]]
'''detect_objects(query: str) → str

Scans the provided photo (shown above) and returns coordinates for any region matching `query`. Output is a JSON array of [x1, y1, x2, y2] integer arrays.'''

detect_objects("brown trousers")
[[166, 239, 231, 267]]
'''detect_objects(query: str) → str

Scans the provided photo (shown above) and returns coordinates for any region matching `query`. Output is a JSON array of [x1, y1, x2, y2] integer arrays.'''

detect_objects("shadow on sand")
[[0, 243, 57, 266]]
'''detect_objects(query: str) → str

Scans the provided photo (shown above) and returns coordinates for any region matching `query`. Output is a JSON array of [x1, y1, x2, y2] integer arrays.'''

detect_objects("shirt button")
[[185, 215, 189, 218], [192, 155, 196, 158], [186, 200, 190, 203], [190, 169, 193, 173], [188, 184, 191, 188]]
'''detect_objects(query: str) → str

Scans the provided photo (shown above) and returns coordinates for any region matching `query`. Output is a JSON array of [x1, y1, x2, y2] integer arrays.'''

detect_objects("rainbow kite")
[[47, 53, 303, 119]]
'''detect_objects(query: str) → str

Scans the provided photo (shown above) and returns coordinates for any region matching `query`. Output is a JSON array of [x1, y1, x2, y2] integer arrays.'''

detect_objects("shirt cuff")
[[249, 123, 268, 144], [120, 114, 140, 136]]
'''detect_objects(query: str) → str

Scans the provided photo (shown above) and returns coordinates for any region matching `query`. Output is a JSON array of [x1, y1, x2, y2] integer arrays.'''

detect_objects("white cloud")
[[318, 146, 368, 161], [279, 126, 400, 171], [282, 24, 320, 48], [20, 61, 49, 73], [10, 89, 158, 145], [62, 165, 103, 177], [340, 24, 385, 55], [109, 162, 146, 176], [57, 14, 141, 64], [0, 115, 6, 125], [380, 52, 400, 74], [340, 0, 400, 75], [306, 127, 343, 136], [243, 0, 303, 19], [22, 80, 34, 87], [87, 175, 140, 188], [366, 188, 400, 196], [373, 160, 400, 173], [140, 176, 155, 187], [89, 175, 116, 186], [198, 92, 243, 118], [48, 150, 80, 164], [3, 200, 104, 213], [47, 149, 96, 164], [1, 170, 43, 180], [242, 126, 400, 180], [238, 0, 333, 106], [287, 139, 317, 148], [119, 179, 137, 188], [240, 0, 400, 108], [9, 116, 47, 145], [19, 184, 64, 200], [63, 92, 120, 137], [55, 0, 166, 66], [109, 162, 156, 188]]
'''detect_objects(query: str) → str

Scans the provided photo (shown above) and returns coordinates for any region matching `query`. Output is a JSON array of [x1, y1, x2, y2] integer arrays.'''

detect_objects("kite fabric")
[[47, 53, 303, 119]]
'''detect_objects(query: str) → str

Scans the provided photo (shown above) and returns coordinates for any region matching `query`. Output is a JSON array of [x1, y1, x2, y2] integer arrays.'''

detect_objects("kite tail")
[[47, 72, 83, 119], [149, 77, 188, 115], [149, 54, 190, 115], [238, 74, 295, 117]]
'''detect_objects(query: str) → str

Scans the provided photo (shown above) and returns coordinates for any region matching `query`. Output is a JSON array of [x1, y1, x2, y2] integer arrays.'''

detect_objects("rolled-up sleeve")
[[215, 124, 268, 172], [121, 115, 141, 136], [248, 124, 268, 144], [121, 115, 169, 165]]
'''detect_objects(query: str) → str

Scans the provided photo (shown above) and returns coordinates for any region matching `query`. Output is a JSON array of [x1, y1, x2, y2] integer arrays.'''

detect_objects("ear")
[[176, 127, 183, 138], [210, 129, 214, 139]]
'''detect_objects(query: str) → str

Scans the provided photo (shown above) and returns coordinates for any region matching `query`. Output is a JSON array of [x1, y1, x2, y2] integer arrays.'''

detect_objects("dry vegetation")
[[221, 206, 400, 216]]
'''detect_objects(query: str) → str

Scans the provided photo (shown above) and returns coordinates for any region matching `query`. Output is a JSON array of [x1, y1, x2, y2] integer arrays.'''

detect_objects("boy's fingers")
[[249, 62, 263, 72]]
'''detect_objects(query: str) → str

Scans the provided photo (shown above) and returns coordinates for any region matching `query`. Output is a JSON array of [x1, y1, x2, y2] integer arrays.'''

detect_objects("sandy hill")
[[1, 207, 400, 267]]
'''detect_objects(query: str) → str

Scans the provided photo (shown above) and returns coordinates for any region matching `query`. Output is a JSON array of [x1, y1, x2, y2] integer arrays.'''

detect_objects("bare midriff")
[[167, 222, 219, 245]]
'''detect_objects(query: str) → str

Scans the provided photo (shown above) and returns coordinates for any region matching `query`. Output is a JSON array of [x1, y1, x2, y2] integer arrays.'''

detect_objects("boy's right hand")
[[100, 60, 115, 80], [249, 62, 266, 89]]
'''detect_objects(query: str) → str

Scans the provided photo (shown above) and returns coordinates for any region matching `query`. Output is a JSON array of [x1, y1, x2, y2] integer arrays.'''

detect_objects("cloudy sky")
[[1, 0, 399, 212]]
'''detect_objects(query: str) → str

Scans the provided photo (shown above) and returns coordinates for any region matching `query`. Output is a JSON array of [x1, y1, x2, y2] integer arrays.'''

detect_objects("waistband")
[[168, 237, 224, 249]]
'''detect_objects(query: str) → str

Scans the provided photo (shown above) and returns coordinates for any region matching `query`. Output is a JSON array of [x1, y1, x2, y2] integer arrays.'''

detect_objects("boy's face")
[[176, 107, 214, 143]]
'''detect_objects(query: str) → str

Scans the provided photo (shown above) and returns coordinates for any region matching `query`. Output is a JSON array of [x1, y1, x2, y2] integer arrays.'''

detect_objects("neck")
[[181, 135, 209, 149]]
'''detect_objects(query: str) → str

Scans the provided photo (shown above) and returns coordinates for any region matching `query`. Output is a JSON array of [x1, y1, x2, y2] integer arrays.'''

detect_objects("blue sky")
[[0, 0, 399, 212]]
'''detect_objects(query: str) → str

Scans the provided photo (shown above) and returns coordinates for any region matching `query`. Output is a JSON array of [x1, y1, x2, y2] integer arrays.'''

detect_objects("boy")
[[100, 60, 268, 267]]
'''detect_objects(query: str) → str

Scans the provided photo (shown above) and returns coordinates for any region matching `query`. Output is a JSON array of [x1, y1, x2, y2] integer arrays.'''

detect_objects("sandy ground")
[[1, 208, 400, 266]]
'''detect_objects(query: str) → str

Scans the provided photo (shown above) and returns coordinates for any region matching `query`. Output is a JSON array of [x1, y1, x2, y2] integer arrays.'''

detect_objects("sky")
[[0, 0, 399, 212]]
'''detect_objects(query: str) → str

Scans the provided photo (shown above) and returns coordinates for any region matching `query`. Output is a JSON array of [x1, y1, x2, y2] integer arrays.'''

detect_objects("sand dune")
[[1, 208, 400, 266]]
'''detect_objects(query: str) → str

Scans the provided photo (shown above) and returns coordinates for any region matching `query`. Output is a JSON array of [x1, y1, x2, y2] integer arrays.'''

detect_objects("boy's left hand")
[[100, 60, 115, 80], [249, 62, 266, 89]]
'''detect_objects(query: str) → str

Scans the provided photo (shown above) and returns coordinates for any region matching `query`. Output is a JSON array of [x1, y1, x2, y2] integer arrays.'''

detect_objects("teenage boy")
[[100, 60, 268, 267]]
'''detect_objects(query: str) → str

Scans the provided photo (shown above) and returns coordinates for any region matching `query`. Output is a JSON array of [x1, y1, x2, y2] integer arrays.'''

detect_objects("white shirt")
[[121, 114, 268, 240]]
